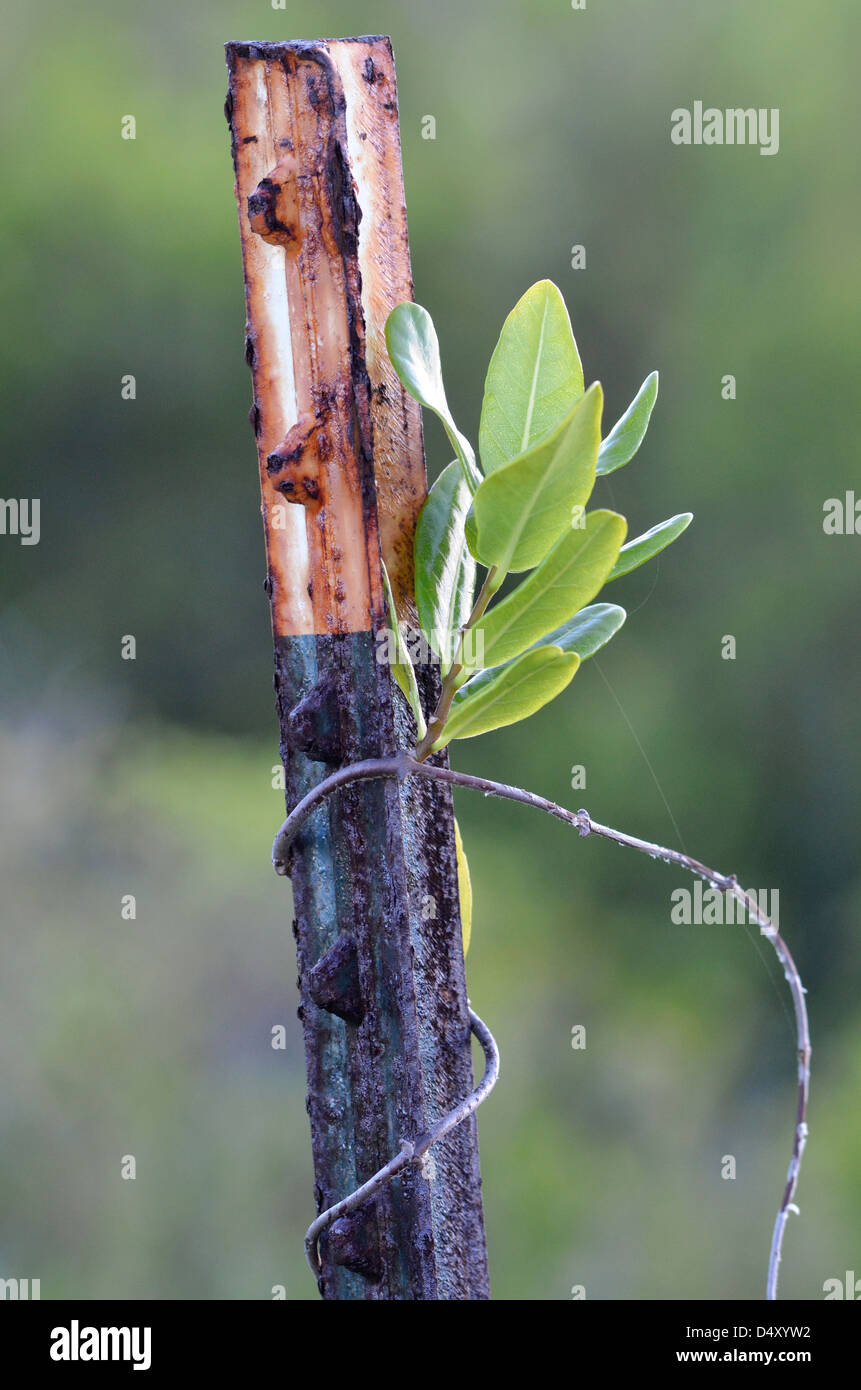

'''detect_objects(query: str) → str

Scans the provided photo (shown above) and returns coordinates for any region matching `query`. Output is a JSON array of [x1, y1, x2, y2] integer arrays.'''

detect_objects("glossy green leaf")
[[532, 602, 627, 660], [467, 382, 603, 574], [380, 561, 426, 739], [454, 818, 472, 955], [385, 302, 481, 493], [434, 646, 580, 749], [414, 460, 476, 674], [465, 509, 626, 674], [607, 512, 693, 581], [479, 280, 584, 472], [596, 371, 659, 476]]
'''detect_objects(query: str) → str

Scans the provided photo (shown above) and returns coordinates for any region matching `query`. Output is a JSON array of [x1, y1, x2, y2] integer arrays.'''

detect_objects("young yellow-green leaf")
[[433, 646, 580, 749], [607, 512, 693, 581], [479, 280, 585, 472], [385, 302, 481, 493], [531, 602, 627, 660], [467, 382, 603, 574], [466, 509, 626, 674], [381, 561, 426, 739], [596, 371, 659, 476], [453, 817, 472, 955], [415, 460, 476, 674]]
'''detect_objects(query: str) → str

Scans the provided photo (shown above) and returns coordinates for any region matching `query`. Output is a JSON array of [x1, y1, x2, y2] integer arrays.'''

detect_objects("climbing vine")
[[275, 281, 809, 1300]]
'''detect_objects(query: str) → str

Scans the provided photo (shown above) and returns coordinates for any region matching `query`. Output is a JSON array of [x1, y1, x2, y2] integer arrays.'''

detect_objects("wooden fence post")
[[225, 35, 490, 1300]]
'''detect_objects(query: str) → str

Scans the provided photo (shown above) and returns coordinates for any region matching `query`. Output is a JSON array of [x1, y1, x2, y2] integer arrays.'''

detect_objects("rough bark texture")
[[225, 36, 489, 1300]]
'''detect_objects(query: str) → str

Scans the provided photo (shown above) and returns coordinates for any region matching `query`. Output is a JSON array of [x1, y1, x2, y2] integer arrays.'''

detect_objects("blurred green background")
[[2, 0, 859, 1300]]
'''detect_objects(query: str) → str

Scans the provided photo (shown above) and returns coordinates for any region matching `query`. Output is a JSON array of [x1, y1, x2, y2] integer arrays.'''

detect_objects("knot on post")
[[284, 669, 343, 764], [247, 153, 302, 250], [266, 413, 328, 511], [326, 1200, 383, 1283], [308, 934, 364, 1025]]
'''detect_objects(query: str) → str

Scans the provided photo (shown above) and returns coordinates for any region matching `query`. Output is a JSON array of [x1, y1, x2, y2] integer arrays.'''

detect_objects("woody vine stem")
[[414, 564, 501, 760], [272, 753, 811, 1302]]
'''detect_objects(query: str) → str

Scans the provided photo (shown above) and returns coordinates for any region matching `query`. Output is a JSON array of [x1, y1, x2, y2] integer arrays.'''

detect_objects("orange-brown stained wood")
[[226, 37, 427, 638]]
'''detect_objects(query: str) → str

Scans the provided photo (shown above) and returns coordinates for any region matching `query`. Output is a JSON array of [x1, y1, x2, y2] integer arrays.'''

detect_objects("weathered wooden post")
[[225, 36, 489, 1300]]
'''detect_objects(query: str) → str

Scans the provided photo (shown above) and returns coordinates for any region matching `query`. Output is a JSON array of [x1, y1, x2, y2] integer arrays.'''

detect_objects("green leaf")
[[596, 371, 659, 476], [434, 646, 580, 749], [531, 602, 627, 660], [466, 509, 626, 674], [467, 382, 603, 574], [479, 280, 585, 472], [453, 818, 472, 955], [380, 561, 426, 739], [414, 460, 476, 674], [385, 302, 481, 493], [607, 512, 693, 581]]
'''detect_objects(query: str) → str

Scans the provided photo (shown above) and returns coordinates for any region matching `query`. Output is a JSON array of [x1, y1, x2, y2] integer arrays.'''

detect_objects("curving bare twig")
[[274, 753, 810, 1300], [304, 1005, 500, 1281]]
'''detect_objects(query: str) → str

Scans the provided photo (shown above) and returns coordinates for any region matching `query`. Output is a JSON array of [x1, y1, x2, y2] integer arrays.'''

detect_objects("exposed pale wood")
[[228, 37, 426, 634]]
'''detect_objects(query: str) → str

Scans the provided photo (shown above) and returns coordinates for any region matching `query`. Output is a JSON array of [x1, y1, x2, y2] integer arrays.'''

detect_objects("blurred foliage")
[[1, 0, 859, 1299]]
